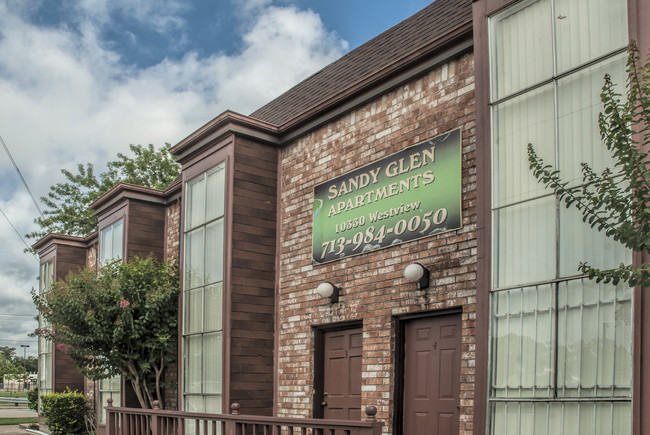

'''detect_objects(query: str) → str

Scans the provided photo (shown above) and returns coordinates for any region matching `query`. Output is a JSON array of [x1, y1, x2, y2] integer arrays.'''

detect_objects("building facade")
[[35, 0, 650, 434], [472, 0, 650, 433], [33, 182, 182, 432]]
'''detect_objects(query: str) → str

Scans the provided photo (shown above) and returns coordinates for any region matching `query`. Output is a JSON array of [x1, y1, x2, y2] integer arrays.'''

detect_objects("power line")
[[0, 135, 44, 219], [0, 206, 37, 259], [0, 339, 37, 343]]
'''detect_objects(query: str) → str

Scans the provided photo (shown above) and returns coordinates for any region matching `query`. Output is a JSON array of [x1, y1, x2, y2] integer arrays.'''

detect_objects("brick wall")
[[87, 243, 98, 272], [277, 52, 476, 434], [164, 200, 180, 410], [165, 201, 181, 260]]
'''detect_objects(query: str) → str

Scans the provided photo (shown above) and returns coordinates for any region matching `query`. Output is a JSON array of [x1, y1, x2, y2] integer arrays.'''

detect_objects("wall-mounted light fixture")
[[316, 282, 339, 303], [404, 263, 429, 289]]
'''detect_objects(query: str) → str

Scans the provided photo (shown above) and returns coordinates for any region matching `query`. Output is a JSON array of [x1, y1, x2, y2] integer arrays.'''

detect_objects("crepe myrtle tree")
[[528, 41, 650, 287], [33, 256, 180, 409]]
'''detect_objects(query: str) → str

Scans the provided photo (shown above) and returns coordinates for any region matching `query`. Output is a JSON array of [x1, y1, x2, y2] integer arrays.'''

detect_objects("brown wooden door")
[[403, 314, 461, 434], [322, 327, 363, 420]]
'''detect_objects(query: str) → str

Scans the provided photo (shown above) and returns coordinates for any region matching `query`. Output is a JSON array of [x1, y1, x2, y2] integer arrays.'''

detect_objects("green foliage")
[[528, 41, 650, 287], [0, 346, 29, 381], [33, 256, 180, 409], [27, 388, 38, 411], [24, 356, 37, 373], [40, 390, 89, 435], [27, 144, 180, 240], [0, 417, 38, 426], [0, 346, 15, 361]]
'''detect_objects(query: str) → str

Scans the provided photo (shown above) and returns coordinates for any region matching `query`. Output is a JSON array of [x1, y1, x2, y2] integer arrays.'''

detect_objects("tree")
[[24, 355, 37, 373], [33, 256, 180, 409], [0, 346, 15, 361], [0, 346, 29, 387], [0, 346, 20, 378], [27, 144, 180, 241], [527, 41, 650, 287]]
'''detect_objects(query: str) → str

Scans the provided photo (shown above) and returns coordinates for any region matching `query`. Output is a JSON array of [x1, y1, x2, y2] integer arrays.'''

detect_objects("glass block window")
[[488, 0, 632, 433], [182, 162, 226, 414]]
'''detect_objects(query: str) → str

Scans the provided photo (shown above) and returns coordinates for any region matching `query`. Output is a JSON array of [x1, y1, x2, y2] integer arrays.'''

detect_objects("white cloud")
[[0, 191, 40, 354], [76, 0, 189, 35], [0, 0, 347, 353], [213, 5, 348, 108]]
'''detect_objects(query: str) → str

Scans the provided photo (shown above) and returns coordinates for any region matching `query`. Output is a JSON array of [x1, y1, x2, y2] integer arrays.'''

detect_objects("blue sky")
[[0, 0, 433, 356]]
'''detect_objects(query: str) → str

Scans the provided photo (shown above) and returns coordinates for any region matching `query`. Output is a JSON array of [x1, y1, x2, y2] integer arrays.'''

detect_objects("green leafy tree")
[[0, 346, 24, 380], [23, 356, 37, 373], [0, 346, 15, 360], [527, 41, 649, 287], [27, 144, 180, 240], [33, 256, 180, 409]]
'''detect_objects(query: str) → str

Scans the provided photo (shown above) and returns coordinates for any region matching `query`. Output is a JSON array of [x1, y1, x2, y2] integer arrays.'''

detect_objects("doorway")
[[314, 324, 363, 421], [398, 311, 462, 434]]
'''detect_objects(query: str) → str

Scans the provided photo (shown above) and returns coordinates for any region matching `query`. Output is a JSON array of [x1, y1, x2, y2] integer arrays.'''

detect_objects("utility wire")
[[0, 206, 37, 259], [0, 135, 44, 219], [0, 339, 37, 343], [0, 134, 43, 260]]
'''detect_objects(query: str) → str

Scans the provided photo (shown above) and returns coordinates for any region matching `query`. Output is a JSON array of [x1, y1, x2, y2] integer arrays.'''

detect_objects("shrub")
[[27, 388, 38, 411], [40, 390, 89, 435]]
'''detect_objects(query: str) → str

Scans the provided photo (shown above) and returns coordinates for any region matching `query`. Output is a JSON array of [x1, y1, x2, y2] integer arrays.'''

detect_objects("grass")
[[0, 417, 38, 425], [0, 392, 28, 398]]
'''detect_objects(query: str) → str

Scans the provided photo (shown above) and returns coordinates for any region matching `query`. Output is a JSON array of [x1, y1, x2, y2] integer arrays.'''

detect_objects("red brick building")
[[35, 0, 650, 433]]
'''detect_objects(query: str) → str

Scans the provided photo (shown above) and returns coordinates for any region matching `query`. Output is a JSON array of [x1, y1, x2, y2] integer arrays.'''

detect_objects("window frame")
[[98, 375, 121, 424], [99, 217, 125, 265], [96, 205, 127, 424], [38, 260, 54, 396], [486, 0, 633, 432], [181, 160, 228, 414]]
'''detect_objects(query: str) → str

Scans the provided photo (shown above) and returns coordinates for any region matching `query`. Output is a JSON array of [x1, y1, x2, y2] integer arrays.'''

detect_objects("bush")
[[40, 390, 89, 435], [27, 388, 38, 411]]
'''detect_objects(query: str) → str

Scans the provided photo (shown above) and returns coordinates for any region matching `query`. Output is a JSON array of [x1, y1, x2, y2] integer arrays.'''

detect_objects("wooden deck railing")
[[106, 399, 383, 435]]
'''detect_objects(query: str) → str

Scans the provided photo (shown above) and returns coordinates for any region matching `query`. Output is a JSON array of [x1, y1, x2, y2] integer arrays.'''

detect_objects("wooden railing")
[[106, 399, 383, 435]]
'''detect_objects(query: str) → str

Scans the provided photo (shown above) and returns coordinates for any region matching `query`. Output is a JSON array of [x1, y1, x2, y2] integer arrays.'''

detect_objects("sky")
[[0, 0, 434, 358]]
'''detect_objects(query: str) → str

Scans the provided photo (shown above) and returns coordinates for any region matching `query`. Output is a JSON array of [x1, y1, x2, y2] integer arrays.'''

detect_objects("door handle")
[[321, 401, 328, 406]]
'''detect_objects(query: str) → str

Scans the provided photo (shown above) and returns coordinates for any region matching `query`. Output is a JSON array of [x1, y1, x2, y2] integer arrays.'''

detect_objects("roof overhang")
[[170, 110, 281, 162], [91, 182, 168, 216], [32, 233, 94, 257]]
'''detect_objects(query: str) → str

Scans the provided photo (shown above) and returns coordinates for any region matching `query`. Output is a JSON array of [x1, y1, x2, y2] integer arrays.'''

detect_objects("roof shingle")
[[249, 0, 472, 127]]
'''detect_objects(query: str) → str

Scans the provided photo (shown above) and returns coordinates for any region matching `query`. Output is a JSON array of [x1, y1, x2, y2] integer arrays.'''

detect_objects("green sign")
[[312, 127, 462, 264]]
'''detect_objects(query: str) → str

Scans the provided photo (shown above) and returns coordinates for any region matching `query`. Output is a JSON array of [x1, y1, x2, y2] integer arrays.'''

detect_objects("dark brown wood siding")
[[229, 137, 278, 415], [126, 200, 165, 260], [54, 347, 85, 393], [53, 244, 87, 394], [55, 245, 86, 281]]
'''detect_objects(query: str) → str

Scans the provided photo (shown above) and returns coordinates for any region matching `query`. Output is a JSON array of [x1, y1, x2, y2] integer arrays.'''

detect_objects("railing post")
[[106, 398, 115, 435], [364, 406, 377, 423], [225, 403, 240, 435], [151, 400, 160, 435], [362, 406, 382, 435]]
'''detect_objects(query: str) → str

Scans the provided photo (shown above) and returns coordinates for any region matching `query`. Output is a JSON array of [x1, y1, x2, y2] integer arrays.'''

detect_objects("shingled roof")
[[249, 0, 473, 128]]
